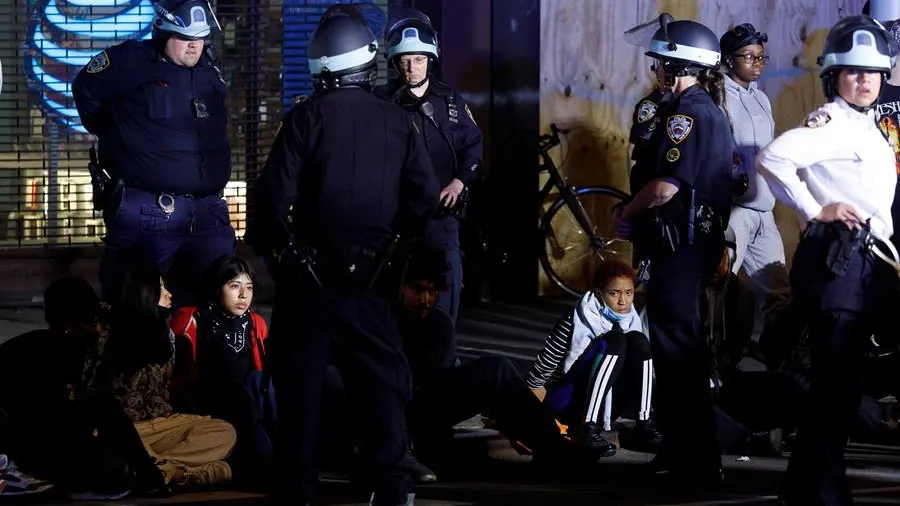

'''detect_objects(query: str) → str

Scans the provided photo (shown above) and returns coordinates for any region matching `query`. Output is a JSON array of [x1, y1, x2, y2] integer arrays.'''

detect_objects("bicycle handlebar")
[[538, 123, 570, 154]]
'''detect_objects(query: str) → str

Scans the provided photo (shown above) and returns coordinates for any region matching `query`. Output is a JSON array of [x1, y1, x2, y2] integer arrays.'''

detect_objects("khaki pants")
[[135, 414, 236, 485]]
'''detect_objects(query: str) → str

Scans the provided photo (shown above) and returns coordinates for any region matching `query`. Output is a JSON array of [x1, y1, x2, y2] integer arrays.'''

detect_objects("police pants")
[[100, 187, 236, 305], [407, 356, 568, 460], [267, 279, 412, 506], [424, 216, 462, 323], [647, 234, 723, 472], [781, 233, 894, 506]]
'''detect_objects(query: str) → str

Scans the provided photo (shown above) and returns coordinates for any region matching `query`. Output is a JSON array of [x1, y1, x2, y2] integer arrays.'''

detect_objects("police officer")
[[616, 16, 734, 483], [756, 15, 897, 506], [374, 8, 483, 324], [72, 0, 234, 304], [244, 4, 439, 505], [628, 86, 665, 194]]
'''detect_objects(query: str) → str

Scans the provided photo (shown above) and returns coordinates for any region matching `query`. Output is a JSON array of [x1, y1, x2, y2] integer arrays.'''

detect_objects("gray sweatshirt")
[[724, 74, 776, 212]]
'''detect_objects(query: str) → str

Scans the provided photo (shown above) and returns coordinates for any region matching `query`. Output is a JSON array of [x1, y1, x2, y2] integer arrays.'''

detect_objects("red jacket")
[[170, 306, 269, 382]]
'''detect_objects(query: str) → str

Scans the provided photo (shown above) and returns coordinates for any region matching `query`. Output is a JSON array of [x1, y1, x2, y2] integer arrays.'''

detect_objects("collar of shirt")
[[830, 96, 876, 123], [724, 74, 758, 94]]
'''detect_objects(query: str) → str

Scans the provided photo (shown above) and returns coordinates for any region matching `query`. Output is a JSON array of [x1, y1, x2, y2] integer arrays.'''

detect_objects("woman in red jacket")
[[170, 255, 274, 486]]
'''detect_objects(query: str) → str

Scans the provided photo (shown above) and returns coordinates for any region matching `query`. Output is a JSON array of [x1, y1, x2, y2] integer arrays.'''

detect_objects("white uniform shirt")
[[756, 97, 896, 238]]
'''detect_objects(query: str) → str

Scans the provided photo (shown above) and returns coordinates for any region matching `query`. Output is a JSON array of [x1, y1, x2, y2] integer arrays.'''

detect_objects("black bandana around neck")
[[203, 302, 251, 354]]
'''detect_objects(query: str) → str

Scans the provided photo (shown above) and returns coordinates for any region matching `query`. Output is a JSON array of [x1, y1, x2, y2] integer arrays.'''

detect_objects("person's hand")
[[439, 179, 465, 208], [531, 387, 547, 402], [613, 205, 631, 240], [815, 202, 863, 230]]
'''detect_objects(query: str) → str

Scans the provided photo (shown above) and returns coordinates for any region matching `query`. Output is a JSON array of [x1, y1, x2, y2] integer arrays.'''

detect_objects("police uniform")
[[244, 8, 439, 505], [642, 84, 734, 474], [373, 81, 482, 323], [73, 38, 234, 304], [759, 97, 896, 505], [628, 88, 665, 195]]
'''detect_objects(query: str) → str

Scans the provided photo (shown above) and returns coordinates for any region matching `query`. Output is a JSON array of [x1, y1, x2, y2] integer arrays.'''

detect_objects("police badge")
[[637, 100, 657, 123], [666, 114, 694, 144], [86, 51, 110, 74]]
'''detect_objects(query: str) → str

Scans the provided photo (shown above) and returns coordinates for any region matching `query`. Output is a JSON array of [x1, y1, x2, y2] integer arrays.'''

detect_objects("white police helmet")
[[152, 0, 219, 41], [819, 15, 894, 77], [386, 8, 439, 61]]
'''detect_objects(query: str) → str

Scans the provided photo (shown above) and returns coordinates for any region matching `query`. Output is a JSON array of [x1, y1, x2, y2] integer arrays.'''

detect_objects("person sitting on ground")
[[99, 262, 237, 488], [0, 276, 168, 499], [170, 254, 275, 485], [393, 244, 602, 473], [525, 259, 663, 455]]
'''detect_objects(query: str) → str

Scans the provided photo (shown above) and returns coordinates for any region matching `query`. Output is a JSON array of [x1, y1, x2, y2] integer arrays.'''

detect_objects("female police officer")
[[756, 15, 897, 506], [616, 16, 734, 484]]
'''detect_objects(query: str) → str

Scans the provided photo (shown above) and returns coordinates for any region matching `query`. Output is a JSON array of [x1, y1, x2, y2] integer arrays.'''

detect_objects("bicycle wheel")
[[540, 186, 632, 297]]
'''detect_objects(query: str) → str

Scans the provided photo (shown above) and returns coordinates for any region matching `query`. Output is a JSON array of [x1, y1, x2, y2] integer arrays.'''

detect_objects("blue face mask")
[[599, 303, 626, 322]]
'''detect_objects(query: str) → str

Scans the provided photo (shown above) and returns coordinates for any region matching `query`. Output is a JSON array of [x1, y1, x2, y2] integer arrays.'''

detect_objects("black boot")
[[573, 422, 616, 458], [398, 448, 437, 484], [632, 418, 664, 451]]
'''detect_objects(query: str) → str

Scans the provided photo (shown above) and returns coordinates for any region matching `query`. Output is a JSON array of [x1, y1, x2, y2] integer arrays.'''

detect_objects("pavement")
[[3, 299, 900, 505]]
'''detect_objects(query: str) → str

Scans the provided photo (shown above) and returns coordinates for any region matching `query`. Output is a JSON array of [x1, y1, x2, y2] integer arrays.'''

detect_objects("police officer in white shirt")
[[757, 15, 898, 506]]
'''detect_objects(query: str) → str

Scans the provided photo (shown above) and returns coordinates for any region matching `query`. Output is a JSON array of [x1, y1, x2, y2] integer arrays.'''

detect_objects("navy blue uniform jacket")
[[246, 88, 440, 254], [72, 40, 231, 197]]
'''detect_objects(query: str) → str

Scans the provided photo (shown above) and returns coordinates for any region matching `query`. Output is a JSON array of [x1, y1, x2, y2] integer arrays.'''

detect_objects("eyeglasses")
[[733, 53, 770, 65], [398, 55, 428, 68]]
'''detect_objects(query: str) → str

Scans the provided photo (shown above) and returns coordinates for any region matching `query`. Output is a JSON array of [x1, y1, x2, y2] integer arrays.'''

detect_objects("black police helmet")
[[646, 20, 721, 71], [720, 23, 768, 55], [818, 15, 895, 100], [308, 9, 378, 90], [152, 0, 216, 41]]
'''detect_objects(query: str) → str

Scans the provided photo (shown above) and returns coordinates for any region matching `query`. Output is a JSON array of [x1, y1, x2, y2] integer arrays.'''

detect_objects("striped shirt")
[[524, 313, 574, 390]]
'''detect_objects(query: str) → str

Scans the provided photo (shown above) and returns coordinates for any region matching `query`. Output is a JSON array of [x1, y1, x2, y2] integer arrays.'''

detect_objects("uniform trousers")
[[782, 228, 894, 506], [267, 278, 412, 506], [647, 232, 724, 473]]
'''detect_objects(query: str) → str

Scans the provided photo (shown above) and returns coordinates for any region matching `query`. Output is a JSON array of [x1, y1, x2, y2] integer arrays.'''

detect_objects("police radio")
[[87, 144, 113, 211]]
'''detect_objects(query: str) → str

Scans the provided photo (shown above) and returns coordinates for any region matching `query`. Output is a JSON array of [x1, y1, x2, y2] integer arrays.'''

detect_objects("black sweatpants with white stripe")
[[554, 330, 654, 426]]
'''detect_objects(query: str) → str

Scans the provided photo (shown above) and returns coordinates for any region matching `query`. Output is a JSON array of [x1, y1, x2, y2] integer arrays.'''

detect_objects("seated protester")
[[395, 245, 602, 470], [100, 263, 237, 488], [525, 259, 662, 455], [0, 276, 168, 499], [170, 255, 275, 484]]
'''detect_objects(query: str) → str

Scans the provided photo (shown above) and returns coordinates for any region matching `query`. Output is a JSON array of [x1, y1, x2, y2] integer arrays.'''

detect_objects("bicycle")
[[537, 123, 632, 297]]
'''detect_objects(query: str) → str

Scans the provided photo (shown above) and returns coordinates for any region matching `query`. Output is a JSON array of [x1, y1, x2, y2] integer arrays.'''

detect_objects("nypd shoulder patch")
[[666, 114, 694, 144], [804, 110, 832, 128], [637, 100, 657, 123], [86, 51, 110, 74]]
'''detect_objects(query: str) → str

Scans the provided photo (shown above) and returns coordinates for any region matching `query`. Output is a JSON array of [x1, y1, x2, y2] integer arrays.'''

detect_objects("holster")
[[88, 146, 114, 212], [806, 221, 870, 277]]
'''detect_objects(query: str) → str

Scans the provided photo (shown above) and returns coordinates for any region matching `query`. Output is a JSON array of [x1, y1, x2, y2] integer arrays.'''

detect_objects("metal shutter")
[[0, 0, 387, 249]]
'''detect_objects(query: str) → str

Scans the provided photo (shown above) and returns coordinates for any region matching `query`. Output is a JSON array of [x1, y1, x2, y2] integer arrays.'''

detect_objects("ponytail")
[[698, 68, 726, 108]]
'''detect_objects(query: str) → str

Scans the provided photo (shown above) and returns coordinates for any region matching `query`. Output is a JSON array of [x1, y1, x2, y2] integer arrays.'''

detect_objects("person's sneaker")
[[69, 490, 131, 501], [398, 449, 437, 484], [177, 461, 232, 487], [0, 456, 54, 496], [573, 422, 616, 457]]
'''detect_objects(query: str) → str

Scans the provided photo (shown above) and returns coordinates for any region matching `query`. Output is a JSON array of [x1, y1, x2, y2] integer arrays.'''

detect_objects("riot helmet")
[[308, 4, 381, 92], [646, 18, 721, 81], [385, 8, 438, 88], [152, 0, 219, 41], [818, 15, 895, 103]]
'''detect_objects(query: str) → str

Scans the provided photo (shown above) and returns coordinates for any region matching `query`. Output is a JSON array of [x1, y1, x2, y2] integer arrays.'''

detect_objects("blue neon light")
[[25, 0, 154, 133]]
